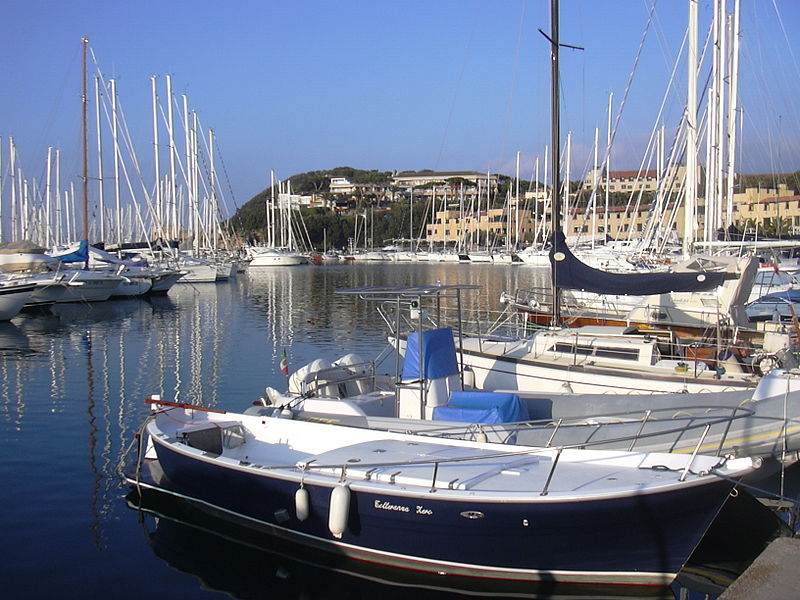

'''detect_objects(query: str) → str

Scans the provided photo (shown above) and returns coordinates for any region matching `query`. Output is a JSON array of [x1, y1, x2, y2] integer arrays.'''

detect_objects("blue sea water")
[[0, 263, 731, 599]]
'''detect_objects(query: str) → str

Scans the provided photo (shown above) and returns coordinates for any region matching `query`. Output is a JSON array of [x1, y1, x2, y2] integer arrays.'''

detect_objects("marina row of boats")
[[122, 0, 800, 592], [0, 242, 246, 321], [126, 276, 800, 594]]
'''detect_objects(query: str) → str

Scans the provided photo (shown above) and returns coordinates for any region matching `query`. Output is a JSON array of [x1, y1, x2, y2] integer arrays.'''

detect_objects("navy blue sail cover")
[[549, 231, 728, 295], [402, 328, 459, 381]]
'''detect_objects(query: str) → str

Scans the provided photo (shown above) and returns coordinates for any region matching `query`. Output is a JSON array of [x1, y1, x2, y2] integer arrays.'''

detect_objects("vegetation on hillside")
[[227, 166, 800, 248]]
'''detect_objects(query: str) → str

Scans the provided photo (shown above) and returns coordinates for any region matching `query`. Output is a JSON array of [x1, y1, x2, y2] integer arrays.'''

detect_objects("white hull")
[[27, 270, 124, 304], [215, 262, 237, 280], [111, 276, 153, 297], [458, 334, 756, 395], [0, 281, 36, 320], [248, 252, 308, 267], [149, 271, 185, 293], [176, 262, 218, 283], [517, 251, 549, 265]]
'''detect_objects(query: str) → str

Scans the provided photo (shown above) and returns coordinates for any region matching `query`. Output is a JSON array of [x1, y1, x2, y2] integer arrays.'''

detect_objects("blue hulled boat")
[[134, 398, 755, 590]]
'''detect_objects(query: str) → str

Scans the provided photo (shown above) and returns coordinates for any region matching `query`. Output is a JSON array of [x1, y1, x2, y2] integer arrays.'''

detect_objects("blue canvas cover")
[[402, 328, 459, 381], [434, 391, 530, 423], [432, 405, 504, 424], [550, 231, 728, 295], [55, 240, 89, 264]]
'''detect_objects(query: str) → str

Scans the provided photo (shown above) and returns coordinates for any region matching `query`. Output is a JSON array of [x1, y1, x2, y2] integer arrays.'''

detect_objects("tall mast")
[[515, 150, 520, 248], [151, 76, 161, 233], [684, 0, 698, 255], [111, 78, 121, 247], [548, 0, 561, 324], [81, 37, 89, 256], [45, 147, 52, 247], [94, 76, 105, 243], [605, 93, 613, 239], [166, 75, 177, 242], [725, 0, 741, 231]]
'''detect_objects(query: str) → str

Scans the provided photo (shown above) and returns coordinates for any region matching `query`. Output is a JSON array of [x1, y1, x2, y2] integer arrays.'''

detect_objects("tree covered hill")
[[225, 165, 800, 249]]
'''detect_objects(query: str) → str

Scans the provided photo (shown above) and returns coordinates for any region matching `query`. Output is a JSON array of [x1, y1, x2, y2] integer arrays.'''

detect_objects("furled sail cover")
[[54, 240, 89, 264], [549, 231, 728, 295]]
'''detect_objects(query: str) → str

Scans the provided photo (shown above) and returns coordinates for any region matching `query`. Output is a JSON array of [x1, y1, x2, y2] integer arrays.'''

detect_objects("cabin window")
[[223, 425, 247, 449], [551, 343, 639, 361], [179, 422, 247, 456], [594, 346, 640, 361]]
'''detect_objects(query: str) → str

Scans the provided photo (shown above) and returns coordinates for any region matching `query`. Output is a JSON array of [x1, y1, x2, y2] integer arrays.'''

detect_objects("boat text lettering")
[[374, 500, 410, 512], [373, 500, 433, 516]]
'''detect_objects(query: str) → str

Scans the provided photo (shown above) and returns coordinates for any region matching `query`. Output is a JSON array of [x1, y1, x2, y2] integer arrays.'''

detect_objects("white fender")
[[295, 487, 310, 522], [328, 484, 350, 538], [462, 367, 476, 389]]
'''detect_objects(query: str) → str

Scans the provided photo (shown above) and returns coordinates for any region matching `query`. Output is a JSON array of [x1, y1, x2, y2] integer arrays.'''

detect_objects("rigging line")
[[765, 0, 800, 175], [92, 66, 161, 247], [770, 0, 800, 81], [434, 7, 479, 170], [498, 0, 527, 168], [594, 0, 659, 190], [33, 43, 82, 167]]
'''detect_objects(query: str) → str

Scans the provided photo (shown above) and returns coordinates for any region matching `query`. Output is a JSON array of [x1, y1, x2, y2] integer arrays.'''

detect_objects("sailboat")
[[248, 172, 308, 266], [457, 0, 797, 394]]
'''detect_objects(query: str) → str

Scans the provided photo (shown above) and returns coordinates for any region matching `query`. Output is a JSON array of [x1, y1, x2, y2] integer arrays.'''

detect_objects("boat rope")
[[117, 413, 155, 503], [711, 472, 800, 509]]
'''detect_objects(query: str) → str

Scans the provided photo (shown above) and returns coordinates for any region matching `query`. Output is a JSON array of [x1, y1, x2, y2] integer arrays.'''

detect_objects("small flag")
[[279, 349, 289, 376]]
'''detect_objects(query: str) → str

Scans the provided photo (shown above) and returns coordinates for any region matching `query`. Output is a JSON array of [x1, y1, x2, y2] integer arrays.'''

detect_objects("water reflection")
[[0, 265, 765, 599]]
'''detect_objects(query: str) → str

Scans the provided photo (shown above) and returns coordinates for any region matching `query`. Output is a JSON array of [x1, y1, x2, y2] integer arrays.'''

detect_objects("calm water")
[[0, 263, 720, 599]]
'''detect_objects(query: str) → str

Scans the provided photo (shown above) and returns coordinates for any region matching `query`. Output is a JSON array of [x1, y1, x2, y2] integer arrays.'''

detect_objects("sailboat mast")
[[549, 0, 561, 323], [81, 37, 89, 252], [684, 0, 698, 255]]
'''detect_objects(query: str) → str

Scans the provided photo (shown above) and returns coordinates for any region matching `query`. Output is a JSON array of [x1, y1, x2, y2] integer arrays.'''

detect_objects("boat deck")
[[297, 438, 702, 497]]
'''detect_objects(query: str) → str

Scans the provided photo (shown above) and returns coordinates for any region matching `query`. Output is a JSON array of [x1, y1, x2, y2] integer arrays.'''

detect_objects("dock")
[[719, 537, 800, 599]]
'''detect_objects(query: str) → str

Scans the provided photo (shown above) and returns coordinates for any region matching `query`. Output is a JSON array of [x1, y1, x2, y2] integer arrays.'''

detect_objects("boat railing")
[[438, 298, 798, 377], [375, 404, 758, 458], [294, 408, 758, 490]]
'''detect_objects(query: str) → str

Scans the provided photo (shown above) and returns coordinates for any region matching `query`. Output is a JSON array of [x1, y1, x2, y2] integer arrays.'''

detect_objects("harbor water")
[[0, 263, 764, 599]]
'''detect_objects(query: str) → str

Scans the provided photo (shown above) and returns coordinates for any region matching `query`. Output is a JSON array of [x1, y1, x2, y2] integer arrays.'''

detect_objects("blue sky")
[[2, 0, 799, 214]]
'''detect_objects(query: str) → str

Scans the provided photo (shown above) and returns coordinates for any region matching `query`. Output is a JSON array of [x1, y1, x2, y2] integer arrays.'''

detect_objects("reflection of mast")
[[85, 327, 103, 548]]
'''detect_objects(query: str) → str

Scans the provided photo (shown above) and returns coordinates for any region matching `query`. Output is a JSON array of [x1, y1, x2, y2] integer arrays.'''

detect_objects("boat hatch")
[[177, 421, 247, 456]]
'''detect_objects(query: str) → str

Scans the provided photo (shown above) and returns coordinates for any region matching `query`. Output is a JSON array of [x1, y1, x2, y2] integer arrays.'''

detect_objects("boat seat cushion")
[[433, 391, 530, 424]]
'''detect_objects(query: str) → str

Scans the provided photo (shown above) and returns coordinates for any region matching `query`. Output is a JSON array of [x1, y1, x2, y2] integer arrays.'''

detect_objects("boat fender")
[[295, 487, 310, 522], [462, 367, 475, 389], [328, 484, 350, 538]]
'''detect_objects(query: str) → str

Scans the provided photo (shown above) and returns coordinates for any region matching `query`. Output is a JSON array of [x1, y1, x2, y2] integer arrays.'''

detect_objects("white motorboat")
[[247, 248, 308, 267], [264, 285, 800, 463]]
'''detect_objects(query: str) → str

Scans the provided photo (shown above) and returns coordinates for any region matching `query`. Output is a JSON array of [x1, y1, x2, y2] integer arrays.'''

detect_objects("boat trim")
[[125, 464, 677, 588]]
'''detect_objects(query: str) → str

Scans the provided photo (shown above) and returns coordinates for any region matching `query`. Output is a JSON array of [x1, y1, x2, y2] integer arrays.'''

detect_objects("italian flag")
[[279, 349, 288, 376]]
